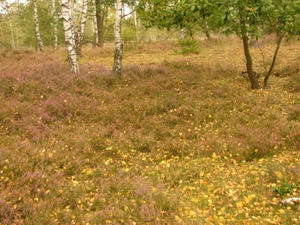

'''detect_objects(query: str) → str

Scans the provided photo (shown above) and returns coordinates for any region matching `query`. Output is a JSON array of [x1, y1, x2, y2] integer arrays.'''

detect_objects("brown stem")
[[263, 32, 286, 89]]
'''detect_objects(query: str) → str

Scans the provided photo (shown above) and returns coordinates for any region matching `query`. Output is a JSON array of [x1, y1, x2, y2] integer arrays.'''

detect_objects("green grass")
[[0, 37, 300, 224]]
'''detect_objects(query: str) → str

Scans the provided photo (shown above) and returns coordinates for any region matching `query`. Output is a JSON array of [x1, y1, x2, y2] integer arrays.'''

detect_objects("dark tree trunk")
[[95, 0, 105, 48], [263, 32, 285, 89], [98, 20, 104, 47], [204, 20, 211, 40], [242, 36, 260, 89], [75, 0, 88, 57], [205, 30, 211, 40]]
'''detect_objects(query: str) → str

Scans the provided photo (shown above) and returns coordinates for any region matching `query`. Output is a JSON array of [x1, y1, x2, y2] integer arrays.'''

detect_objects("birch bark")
[[75, 0, 88, 56], [52, 0, 58, 50], [61, 0, 79, 73], [112, 0, 123, 77], [33, 0, 44, 52], [129, 3, 139, 42]]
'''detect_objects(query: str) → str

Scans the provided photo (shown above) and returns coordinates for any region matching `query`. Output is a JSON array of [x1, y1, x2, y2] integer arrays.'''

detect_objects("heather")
[[0, 37, 300, 224]]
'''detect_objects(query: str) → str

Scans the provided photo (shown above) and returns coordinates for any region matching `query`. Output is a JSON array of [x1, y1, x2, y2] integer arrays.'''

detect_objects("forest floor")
[[0, 35, 300, 224]]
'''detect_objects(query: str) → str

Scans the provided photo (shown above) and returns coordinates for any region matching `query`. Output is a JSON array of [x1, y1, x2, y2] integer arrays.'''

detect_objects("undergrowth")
[[0, 38, 299, 224]]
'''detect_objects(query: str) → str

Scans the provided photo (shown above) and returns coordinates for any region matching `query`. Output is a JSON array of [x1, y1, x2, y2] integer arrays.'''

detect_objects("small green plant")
[[177, 38, 200, 55], [273, 180, 296, 196]]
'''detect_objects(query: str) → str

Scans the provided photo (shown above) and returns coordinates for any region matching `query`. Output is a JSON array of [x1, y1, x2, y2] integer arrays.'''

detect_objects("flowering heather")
[[0, 37, 300, 224]]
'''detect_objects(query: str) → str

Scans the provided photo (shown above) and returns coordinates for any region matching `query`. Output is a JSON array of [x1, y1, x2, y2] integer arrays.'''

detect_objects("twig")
[[258, 44, 267, 73], [279, 197, 300, 205]]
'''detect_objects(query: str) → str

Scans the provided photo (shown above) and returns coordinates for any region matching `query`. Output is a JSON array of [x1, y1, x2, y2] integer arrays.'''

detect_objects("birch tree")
[[112, 0, 123, 77], [52, 0, 58, 50], [33, 0, 44, 52], [75, 0, 89, 56], [61, 0, 79, 73], [128, 1, 140, 41], [92, 0, 98, 47]]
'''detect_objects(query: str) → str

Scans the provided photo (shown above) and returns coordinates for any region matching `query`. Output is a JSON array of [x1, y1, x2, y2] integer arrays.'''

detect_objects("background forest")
[[0, 0, 300, 224]]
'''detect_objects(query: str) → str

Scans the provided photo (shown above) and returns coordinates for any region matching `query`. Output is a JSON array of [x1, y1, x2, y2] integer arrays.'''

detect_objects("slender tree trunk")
[[204, 20, 211, 40], [92, 1, 98, 47], [0, 29, 2, 50], [75, 0, 88, 57], [133, 9, 139, 41], [9, 17, 15, 49], [52, 0, 58, 50], [112, 0, 123, 77], [263, 32, 285, 89], [61, 0, 79, 73], [130, 4, 139, 42], [240, 22, 260, 89], [33, 0, 44, 52], [95, 0, 106, 47], [16, 0, 20, 48], [98, 19, 105, 47], [180, 28, 186, 39], [242, 36, 260, 89], [70, 0, 77, 40]]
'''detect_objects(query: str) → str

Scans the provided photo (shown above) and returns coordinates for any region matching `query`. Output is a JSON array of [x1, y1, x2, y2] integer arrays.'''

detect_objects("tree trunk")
[[95, 0, 107, 48], [242, 35, 260, 89], [75, 0, 88, 57], [180, 28, 186, 39], [52, 0, 58, 50], [9, 17, 15, 49], [204, 21, 211, 40], [92, 1, 98, 47], [130, 4, 140, 42], [61, 0, 79, 73], [98, 19, 105, 47], [112, 0, 123, 77], [16, 0, 20, 48], [33, 0, 44, 52], [263, 32, 285, 89]]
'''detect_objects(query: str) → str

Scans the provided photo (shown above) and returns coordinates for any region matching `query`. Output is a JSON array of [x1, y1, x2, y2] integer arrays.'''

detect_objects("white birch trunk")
[[71, 0, 77, 38], [52, 0, 58, 50], [61, 0, 79, 73], [129, 3, 139, 42], [112, 0, 123, 77], [133, 8, 139, 42], [33, 0, 44, 52], [76, 0, 88, 56]]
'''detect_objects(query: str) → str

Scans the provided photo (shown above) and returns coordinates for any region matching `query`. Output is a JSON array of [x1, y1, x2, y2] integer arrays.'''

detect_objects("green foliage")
[[122, 26, 137, 43], [177, 38, 200, 55], [137, 0, 217, 35], [137, 0, 300, 40], [0, 0, 64, 49], [273, 180, 296, 196]]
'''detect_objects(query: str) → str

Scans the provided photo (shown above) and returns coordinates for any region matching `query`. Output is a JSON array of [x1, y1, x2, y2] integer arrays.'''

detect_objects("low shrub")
[[176, 38, 200, 55]]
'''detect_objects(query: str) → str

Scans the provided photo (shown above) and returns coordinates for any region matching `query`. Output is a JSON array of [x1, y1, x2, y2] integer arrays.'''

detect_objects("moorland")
[[0, 36, 300, 224]]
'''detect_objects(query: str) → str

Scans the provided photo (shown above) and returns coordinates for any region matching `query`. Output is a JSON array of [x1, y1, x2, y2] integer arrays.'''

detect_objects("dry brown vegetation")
[[0, 36, 300, 224]]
